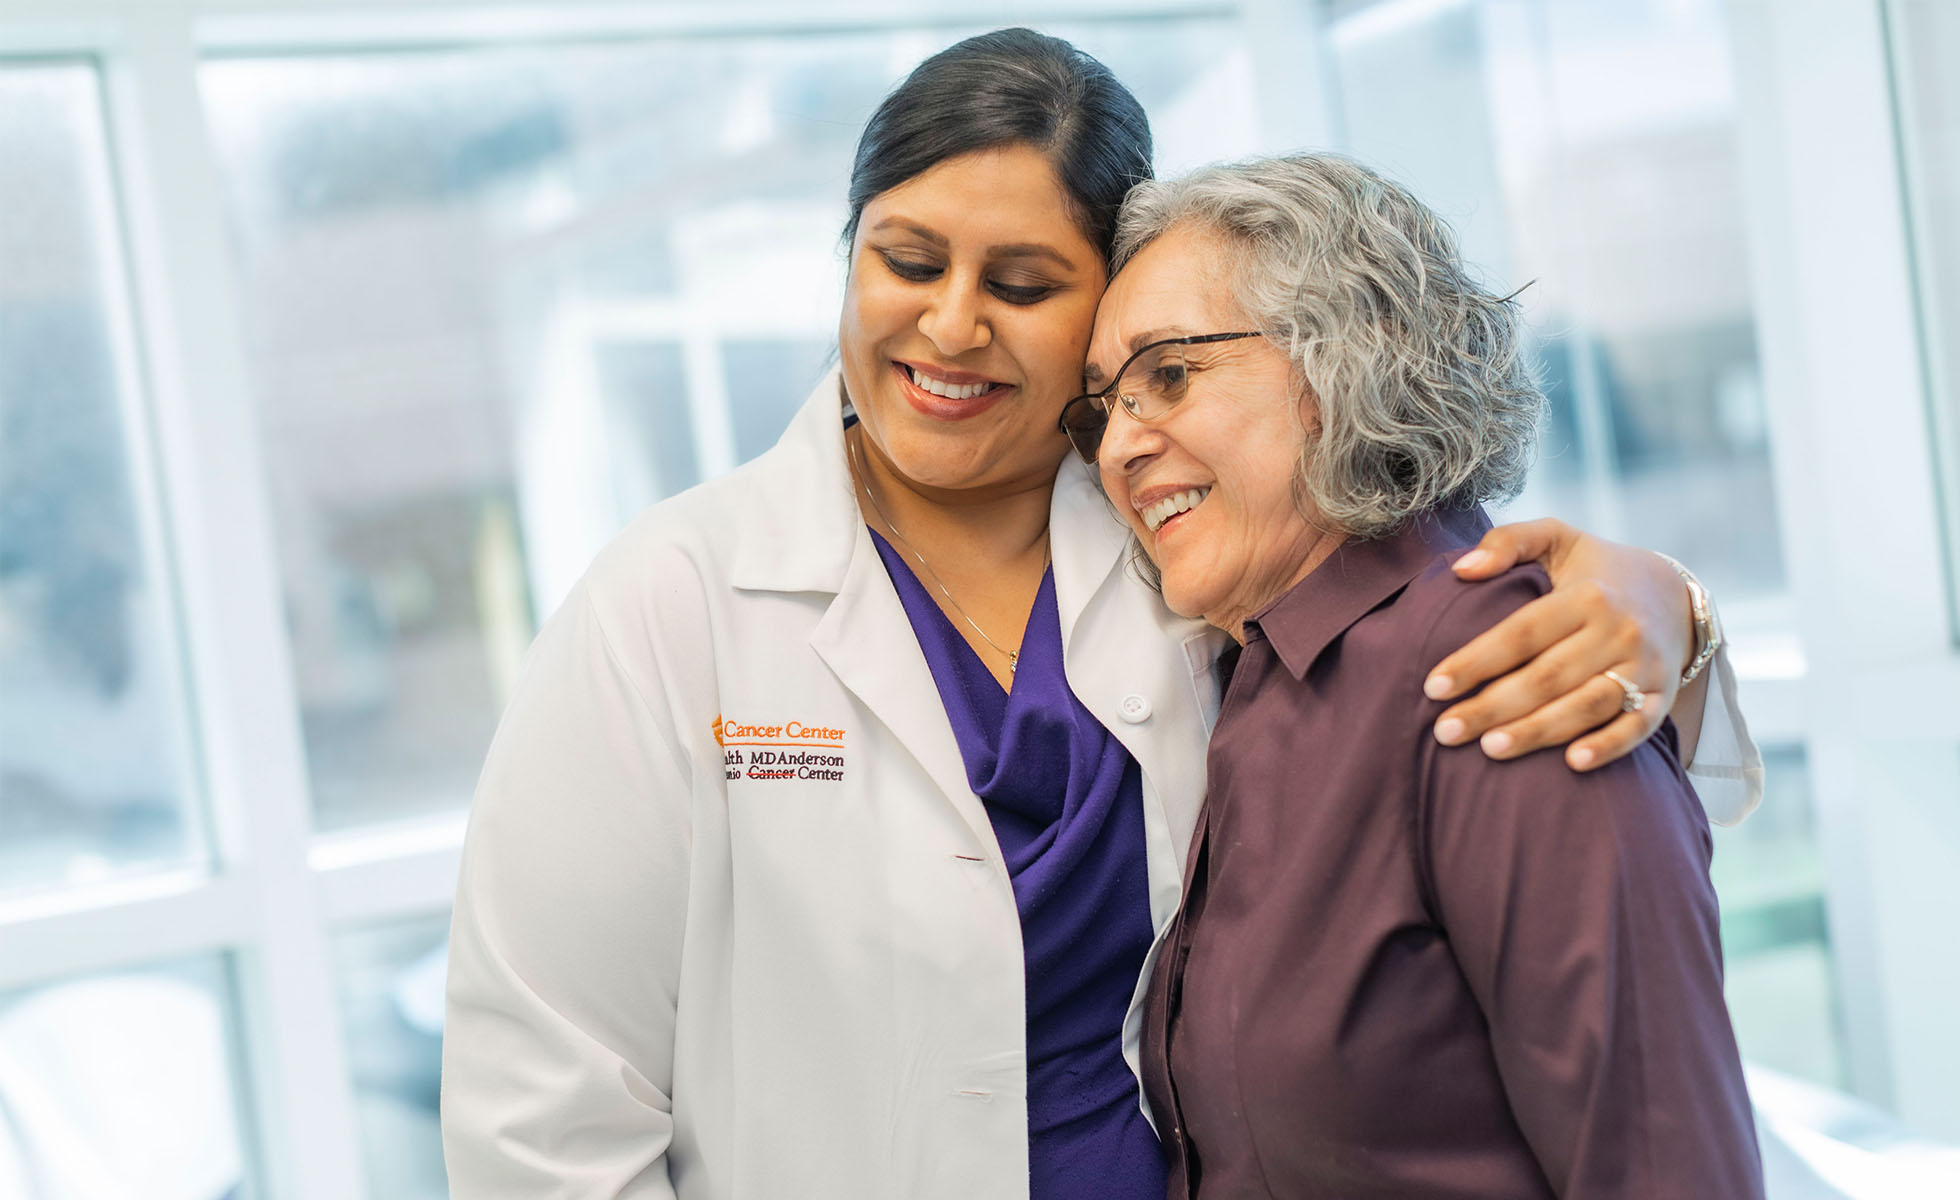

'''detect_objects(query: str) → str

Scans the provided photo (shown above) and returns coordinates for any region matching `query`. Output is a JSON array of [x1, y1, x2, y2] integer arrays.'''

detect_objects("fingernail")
[[1435, 717, 1466, 745], [1424, 674, 1453, 700], [1455, 549, 1492, 572], [1570, 747, 1596, 769], [1481, 730, 1513, 756]]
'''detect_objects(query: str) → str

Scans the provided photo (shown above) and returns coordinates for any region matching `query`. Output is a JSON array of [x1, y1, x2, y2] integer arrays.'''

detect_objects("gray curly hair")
[[1112, 153, 1544, 538]]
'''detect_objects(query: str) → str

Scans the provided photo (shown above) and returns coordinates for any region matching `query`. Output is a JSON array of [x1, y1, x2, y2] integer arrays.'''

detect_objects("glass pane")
[[1889, 0, 1960, 638], [598, 340, 696, 516], [1709, 744, 1847, 1091], [1325, 0, 1794, 641], [0, 959, 256, 1199], [331, 917, 448, 1200], [722, 339, 834, 466], [0, 64, 203, 896], [198, 20, 1253, 832]]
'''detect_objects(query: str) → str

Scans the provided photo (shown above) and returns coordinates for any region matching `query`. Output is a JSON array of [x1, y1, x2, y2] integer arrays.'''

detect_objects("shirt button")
[[1120, 694, 1152, 723]]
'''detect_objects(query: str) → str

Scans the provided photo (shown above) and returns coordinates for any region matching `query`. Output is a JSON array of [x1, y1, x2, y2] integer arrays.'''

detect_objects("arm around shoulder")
[[443, 580, 694, 1198]]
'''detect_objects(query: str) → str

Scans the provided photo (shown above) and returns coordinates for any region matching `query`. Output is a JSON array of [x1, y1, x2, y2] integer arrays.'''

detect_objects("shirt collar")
[[1248, 506, 1493, 680]]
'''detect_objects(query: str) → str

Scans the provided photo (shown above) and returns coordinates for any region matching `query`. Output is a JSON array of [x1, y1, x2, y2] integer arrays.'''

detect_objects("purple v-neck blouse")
[[870, 529, 1167, 1199]]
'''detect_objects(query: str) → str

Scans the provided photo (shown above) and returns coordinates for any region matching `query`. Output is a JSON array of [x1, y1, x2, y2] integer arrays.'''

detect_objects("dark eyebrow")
[[990, 243, 1079, 271], [869, 218, 949, 247], [867, 219, 1078, 272]]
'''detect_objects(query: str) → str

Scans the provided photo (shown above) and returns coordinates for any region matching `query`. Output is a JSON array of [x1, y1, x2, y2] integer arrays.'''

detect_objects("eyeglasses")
[[1058, 332, 1263, 463]]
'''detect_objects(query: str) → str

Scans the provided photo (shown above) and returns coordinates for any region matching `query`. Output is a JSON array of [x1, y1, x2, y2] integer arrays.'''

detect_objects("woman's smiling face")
[[1092, 223, 1329, 637], [839, 143, 1107, 497]]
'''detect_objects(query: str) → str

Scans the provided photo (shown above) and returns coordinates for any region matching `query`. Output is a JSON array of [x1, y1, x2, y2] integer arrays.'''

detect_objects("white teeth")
[[1142, 488, 1210, 532], [909, 367, 992, 401]]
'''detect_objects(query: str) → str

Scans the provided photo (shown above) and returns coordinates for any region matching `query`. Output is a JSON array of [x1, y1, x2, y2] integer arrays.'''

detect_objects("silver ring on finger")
[[1601, 668, 1646, 714]]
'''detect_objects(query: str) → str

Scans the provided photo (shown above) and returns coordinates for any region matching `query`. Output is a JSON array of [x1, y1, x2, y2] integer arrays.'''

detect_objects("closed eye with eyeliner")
[[873, 247, 1061, 305]]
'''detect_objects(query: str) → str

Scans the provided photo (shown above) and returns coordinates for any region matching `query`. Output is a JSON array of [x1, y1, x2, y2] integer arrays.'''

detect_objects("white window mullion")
[[104, 13, 368, 1199], [314, 818, 467, 927], [1730, 0, 1960, 1141], [0, 876, 254, 992]]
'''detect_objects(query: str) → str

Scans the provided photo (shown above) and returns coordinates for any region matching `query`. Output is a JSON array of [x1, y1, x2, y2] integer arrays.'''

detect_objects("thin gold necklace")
[[848, 428, 1047, 675]]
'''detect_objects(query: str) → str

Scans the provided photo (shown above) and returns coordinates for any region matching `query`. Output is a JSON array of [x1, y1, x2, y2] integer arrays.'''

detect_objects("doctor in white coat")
[[442, 28, 1761, 1200]]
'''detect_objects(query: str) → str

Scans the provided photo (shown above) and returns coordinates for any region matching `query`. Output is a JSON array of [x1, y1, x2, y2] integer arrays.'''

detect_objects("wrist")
[[1656, 553, 1723, 684]]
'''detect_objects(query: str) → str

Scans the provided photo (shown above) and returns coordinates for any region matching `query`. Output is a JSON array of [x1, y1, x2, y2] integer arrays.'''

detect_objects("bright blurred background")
[[0, 1, 1955, 1197]]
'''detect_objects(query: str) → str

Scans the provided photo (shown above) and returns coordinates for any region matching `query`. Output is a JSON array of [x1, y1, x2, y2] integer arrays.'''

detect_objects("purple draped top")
[[870, 529, 1167, 1199]]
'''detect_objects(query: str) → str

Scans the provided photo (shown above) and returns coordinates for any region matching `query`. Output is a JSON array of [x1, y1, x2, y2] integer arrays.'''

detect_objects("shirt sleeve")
[[1414, 570, 1765, 1200], [442, 580, 690, 1199], [1683, 644, 1765, 826]]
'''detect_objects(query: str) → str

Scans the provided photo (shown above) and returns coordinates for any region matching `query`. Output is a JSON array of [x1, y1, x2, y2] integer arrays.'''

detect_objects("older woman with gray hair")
[[1072, 153, 1765, 1198]]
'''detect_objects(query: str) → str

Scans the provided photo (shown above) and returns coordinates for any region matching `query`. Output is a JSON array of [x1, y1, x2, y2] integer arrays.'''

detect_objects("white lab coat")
[[441, 369, 1763, 1200]]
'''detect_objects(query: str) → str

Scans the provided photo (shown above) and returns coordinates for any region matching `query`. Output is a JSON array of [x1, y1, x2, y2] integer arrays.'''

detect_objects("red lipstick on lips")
[[892, 361, 1009, 421]]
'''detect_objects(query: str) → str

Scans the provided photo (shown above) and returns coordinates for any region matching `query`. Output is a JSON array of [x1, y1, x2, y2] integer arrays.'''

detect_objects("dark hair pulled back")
[[843, 27, 1153, 266]]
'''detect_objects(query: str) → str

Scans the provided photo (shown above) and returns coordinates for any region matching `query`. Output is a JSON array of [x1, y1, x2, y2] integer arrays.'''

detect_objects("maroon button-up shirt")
[[1140, 507, 1763, 1199]]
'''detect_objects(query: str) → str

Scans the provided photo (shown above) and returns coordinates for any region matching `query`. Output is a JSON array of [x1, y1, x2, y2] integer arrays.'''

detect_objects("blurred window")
[[331, 917, 448, 1200], [1710, 745, 1846, 1092], [0, 959, 256, 1198], [1327, 0, 1792, 635], [1889, 0, 1960, 637], [0, 63, 204, 898], [1323, 0, 1825, 1082], [196, 20, 1254, 834], [4, 6, 1953, 1195]]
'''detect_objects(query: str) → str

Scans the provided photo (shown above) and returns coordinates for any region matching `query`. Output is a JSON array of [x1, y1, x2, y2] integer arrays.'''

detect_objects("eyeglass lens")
[[1062, 399, 1106, 463], [1119, 341, 1190, 419], [1062, 342, 1195, 462]]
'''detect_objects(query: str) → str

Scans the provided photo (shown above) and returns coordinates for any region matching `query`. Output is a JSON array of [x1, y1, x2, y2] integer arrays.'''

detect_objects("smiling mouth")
[[906, 366, 996, 400], [895, 361, 1008, 399], [1142, 487, 1210, 532]]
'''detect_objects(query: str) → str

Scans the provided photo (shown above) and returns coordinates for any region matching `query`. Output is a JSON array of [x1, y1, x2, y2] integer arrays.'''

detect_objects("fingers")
[[1431, 624, 1628, 747], [1433, 659, 1622, 753], [1425, 591, 1586, 702], [1449, 518, 1574, 580], [1430, 644, 1677, 772], [1436, 667, 1669, 771], [1428, 587, 1680, 766], [1566, 704, 1669, 771]]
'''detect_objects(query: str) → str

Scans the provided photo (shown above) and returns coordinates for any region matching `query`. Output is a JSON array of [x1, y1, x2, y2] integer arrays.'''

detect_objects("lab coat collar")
[[728, 368, 861, 596], [723, 365, 1044, 854], [730, 367, 1140, 618], [1048, 451, 1136, 650], [724, 365, 1227, 881], [1049, 448, 1226, 681]]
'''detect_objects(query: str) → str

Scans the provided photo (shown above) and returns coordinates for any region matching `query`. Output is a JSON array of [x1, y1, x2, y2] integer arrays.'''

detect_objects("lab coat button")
[[1120, 694, 1151, 723]]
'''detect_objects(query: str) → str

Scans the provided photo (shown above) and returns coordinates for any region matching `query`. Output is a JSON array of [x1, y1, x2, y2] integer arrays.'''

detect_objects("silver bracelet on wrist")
[[1655, 552, 1723, 685]]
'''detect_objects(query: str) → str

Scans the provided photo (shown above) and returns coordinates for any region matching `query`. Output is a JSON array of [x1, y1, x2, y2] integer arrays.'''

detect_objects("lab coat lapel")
[[810, 529, 1000, 860], [1047, 454, 1129, 649], [738, 370, 995, 857], [728, 371, 859, 596], [1048, 455, 1224, 890]]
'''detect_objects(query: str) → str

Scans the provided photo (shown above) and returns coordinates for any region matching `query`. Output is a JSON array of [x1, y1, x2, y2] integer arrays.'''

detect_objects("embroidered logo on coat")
[[712, 714, 847, 782]]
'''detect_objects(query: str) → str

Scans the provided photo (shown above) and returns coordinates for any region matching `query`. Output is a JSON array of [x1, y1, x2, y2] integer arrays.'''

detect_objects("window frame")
[[0, 3, 1956, 1197], [1728, 0, 1960, 1139], [1882, 0, 1960, 648]]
